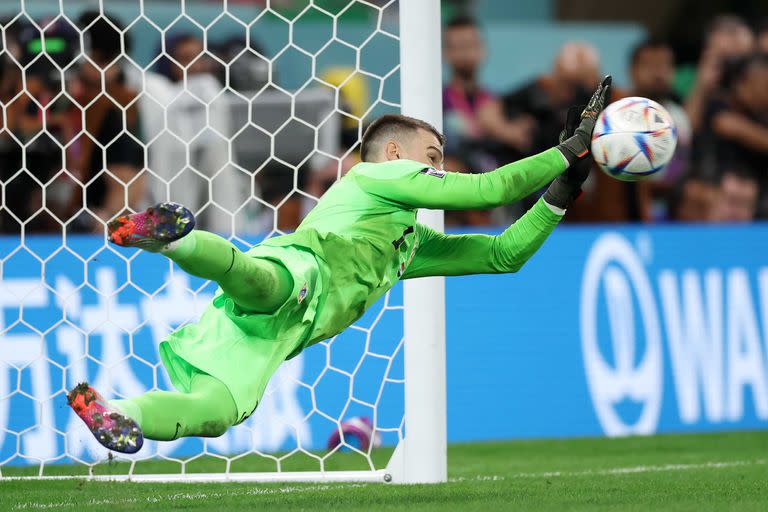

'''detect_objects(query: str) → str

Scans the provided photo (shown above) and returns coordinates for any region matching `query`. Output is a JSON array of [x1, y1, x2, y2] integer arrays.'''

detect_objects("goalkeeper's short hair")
[[360, 114, 446, 162]]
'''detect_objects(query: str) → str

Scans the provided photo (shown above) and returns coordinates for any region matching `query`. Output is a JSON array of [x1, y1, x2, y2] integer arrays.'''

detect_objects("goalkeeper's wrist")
[[556, 135, 590, 166], [543, 176, 579, 210], [542, 198, 566, 216]]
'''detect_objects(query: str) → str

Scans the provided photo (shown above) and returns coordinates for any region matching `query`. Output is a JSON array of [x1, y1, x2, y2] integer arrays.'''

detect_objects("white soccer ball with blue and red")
[[591, 96, 677, 181]]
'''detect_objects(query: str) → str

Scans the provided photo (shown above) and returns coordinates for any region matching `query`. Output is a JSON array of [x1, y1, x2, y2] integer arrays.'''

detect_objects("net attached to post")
[[0, 0, 410, 482]]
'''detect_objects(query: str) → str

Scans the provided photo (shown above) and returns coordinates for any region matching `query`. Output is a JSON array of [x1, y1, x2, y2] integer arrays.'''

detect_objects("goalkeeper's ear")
[[385, 140, 403, 161]]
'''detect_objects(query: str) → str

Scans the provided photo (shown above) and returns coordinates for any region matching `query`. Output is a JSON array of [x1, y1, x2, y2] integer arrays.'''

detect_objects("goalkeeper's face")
[[386, 128, 444, 170]]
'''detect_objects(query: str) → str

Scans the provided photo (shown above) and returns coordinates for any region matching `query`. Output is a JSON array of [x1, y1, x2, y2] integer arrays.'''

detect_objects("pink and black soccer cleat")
[[108, 202, 195, 251], [67, 382, 144, 454]]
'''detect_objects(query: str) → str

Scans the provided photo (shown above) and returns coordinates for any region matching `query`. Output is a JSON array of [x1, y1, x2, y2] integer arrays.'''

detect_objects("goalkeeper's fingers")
[[558, 106, 582, 144], [582, 75, 613, 119], [597, 75, 613, 108]]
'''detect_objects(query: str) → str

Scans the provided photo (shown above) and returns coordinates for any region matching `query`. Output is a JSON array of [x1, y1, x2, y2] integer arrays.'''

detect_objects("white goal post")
[[0, 0, 445, 484], [391, 0, 447, 485]]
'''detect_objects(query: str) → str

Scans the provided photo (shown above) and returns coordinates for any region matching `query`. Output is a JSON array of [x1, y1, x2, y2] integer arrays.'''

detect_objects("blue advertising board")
[[1, 224, 767, 466], [446, 224, 768, 441]]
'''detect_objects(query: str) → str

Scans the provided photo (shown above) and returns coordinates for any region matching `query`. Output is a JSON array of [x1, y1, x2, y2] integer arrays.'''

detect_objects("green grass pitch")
[[3, 430, 767, 511]]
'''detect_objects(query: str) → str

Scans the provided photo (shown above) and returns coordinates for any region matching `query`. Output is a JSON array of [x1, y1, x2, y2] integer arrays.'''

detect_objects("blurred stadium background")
[[2, 0, 768, 230], [2, 0, 768, 509]]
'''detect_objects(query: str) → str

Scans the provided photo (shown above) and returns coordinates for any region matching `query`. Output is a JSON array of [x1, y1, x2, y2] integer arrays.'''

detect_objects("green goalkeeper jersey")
[[262, 148, 567, 349]]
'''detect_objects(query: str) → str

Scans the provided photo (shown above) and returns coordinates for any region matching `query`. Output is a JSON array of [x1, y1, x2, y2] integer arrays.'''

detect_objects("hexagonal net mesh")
[[0, 0, 409, 480]]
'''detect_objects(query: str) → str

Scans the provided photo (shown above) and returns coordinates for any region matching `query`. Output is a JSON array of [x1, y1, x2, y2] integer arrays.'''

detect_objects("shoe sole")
[[108, 202, 195, 248], [68, 383, 144, 454]]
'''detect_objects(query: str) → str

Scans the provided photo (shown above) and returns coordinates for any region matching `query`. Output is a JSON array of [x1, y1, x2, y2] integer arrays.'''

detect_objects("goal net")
[[0, 0, 444, 483]]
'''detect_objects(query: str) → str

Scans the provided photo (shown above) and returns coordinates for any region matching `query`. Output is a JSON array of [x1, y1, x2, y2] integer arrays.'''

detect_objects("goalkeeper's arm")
[[355, 76, 612, 211], [400, 76, 614, 277], [356, 147, 568, 211], [401, 197, 564, 278]]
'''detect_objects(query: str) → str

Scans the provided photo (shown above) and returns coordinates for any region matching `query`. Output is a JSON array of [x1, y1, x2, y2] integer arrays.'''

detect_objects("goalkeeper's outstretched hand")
[[545, 75, 612, 210], [556, 75, 613, 165]]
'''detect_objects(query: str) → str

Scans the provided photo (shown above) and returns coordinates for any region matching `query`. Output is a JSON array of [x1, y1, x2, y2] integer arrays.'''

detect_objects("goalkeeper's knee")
[[187, 373, 239, 438], [194, 418, 232, 438]]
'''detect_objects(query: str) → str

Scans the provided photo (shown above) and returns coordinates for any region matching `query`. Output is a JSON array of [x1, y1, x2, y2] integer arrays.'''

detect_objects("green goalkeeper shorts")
[[158, 244, 323, 423]]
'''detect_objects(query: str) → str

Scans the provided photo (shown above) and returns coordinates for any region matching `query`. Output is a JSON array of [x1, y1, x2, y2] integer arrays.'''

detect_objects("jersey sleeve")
[[401, 198, 564, 278], [354, 147, 567, 210]]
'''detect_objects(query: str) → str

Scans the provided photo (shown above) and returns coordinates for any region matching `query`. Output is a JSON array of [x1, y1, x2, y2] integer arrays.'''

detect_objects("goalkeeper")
[[69, 77, 612, 454]]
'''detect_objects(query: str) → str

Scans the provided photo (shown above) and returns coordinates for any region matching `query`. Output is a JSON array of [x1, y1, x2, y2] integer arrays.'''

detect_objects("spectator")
[[123, 30, 250, 235], [502, 42, 600, 157], [443, 16, 533, 167], [711, 170, 759, 222], [628, 39, 692, 220], [303, 67, 367, 203], [442, 15, 533, 225], [684, 15, 754, 133], [0, 19, 79, 232], [501, 42, 645, 222], [156, 34, 213, 83], [502, 43, 624, 223], [759, 21, 768, 53], [697, 53, 768, 214], [211, 36, 269, 94], [671, 174, 719, 222], [0, 20, 26, 233], [68, 11, 144, 230]]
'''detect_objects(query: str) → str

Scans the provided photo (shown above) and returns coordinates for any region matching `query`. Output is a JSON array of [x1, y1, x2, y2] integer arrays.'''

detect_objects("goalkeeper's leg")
[[68, 373, 238, 452], [113, 372, 238, 441], [107, 202, 292, 312]]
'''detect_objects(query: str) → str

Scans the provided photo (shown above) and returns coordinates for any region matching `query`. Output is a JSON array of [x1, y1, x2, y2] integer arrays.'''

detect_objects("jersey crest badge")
[[297, 282, 308, 304], [419, 167, 446, 179]]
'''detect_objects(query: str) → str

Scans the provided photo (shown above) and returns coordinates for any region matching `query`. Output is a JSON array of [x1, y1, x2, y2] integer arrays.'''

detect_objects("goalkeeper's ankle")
[[160, 231, 197, 259], [109, 399, 143, 426]]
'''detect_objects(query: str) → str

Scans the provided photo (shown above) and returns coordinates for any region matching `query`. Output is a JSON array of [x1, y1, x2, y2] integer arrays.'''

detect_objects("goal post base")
[[383, 438, 404, 483]]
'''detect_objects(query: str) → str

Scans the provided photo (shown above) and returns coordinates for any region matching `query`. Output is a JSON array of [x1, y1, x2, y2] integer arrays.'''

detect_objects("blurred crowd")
[[1, 10, 767, 236], [0, 10, 327, 236], [442, 14, 768, 225], [0, 12, 231, 234]]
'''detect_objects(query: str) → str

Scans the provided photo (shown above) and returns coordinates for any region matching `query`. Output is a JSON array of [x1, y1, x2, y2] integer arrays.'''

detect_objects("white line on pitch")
[[10, 460, 765, 510], [11, 483, 369, 510], [506, 459, 766, 479]]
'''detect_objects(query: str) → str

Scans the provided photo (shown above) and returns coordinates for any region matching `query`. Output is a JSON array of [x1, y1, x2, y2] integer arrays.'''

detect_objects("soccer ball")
[[326, 416, 382, 451], [591, 96, 677, 181]]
